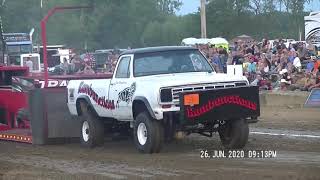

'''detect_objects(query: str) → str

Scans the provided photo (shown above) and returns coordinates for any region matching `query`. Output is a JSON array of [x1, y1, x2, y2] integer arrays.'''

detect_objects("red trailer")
[[0, 64, 113, 144], [0, 66, 32, 143]]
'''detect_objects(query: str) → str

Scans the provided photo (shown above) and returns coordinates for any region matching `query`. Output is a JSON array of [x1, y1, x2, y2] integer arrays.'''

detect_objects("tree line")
[[0, 0, 317, 51]]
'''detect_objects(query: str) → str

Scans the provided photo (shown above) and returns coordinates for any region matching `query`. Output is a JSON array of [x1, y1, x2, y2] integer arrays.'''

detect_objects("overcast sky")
[[177, 0, 320, 15]]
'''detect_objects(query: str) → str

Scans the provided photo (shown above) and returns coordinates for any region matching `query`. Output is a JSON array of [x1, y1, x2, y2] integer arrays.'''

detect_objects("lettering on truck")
[[78, 81, 115, 110], [186, 95, 257, 118]]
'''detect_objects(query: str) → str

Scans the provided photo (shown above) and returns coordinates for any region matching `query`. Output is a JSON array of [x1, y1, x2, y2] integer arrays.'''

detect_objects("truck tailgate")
[[179, 86, 260, 125]]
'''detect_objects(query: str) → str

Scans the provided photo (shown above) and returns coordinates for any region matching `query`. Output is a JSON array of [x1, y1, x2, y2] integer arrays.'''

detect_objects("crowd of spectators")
[[52, 40, 320, 92], [196, 39, 320, 91], [52, 49, 122, 75]]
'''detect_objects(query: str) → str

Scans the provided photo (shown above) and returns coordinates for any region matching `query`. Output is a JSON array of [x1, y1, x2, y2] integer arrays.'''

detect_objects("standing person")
[[247, 55, 257, 73], [306, 40, 316, 56], [62, 57, 69, 75], [111, 51, 119, 73], [211, 50, 222, 73], [25, 57, 33, 72], [219, 47, 228, 73], [261, 56, 271, 73], [233, 41, 239, 51], [253, 43, 260, 55], [69, 55, 76, 73], [292, 52, 302, 72], [232, 51, 242, 65]]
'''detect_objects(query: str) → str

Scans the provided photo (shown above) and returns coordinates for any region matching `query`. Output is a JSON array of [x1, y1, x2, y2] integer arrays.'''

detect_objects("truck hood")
[[136, 72, 248, 88]]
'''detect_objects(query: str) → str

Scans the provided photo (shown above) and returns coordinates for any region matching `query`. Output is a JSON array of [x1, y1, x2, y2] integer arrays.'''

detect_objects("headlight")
[[160, 88, 172, 103]]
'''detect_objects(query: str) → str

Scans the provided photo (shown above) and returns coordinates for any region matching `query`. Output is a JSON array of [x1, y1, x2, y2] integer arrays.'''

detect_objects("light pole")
[[200, 0, 207, 38]]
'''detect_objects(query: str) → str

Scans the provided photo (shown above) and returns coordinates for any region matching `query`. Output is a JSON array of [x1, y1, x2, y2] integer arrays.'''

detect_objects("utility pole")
[[0, 16, 5, 64], [200, 0, 207, 38]]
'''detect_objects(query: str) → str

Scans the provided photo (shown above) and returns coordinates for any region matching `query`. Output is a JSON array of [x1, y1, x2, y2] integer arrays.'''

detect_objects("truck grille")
[[168, 82, 247, 104]]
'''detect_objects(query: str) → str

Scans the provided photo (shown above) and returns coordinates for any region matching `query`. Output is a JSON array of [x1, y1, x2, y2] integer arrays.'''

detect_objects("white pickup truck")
[[67, 46, 260, 153]]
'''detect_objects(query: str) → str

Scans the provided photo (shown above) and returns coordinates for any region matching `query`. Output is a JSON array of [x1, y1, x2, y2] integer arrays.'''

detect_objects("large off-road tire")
[[133, 111, 163, 153], [79, 101, 104, 148], [153, 120, 164, 153], [218, 119, 249, 149]]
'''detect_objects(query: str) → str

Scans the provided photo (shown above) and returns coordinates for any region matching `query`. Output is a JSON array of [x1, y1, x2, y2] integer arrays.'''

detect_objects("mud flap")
[[179, 86, 260, 125]]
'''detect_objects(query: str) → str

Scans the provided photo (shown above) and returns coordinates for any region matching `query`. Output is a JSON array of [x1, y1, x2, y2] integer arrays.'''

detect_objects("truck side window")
[[115, 56, 130, 78]]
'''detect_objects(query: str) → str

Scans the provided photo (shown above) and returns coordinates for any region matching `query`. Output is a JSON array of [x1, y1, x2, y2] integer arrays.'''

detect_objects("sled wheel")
[[219, 119, 249, 149]]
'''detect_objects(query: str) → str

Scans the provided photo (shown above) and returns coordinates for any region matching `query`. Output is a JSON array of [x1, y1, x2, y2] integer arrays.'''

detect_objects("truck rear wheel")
[[133, 112, 163, 153], [79, 101, 104, 148], [218, 119, 249, 149]]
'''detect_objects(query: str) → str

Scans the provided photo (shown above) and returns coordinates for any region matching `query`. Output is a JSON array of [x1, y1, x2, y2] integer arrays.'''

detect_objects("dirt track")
[[0, 107, 319, 180]]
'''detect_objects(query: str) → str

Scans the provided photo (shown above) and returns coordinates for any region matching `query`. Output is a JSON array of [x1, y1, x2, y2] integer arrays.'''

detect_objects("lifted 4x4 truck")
[[67, 46, 260, 153]]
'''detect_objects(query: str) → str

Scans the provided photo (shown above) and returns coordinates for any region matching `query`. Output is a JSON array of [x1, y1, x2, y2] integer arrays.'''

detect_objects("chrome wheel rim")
[[82, 121, 90, 142], [137, 123, 147, 145]]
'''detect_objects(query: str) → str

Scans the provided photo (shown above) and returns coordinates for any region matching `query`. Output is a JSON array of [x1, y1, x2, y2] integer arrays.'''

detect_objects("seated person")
[[70, 55, 82, 73], [250, 72, 261, 86], [306, 60, 314, 73], [292, 72, 315, 91], [313, 56, 320, 74], [83, 62, 95, 74], [308, 73, 320, 91], [279, 69, 292, 90]]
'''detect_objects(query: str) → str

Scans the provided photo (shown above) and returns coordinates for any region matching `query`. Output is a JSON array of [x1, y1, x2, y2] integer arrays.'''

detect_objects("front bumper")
[[179, 86, 260, 126]]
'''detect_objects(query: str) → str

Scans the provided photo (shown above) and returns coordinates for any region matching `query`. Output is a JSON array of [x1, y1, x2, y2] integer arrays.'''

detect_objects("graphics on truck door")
[[76, 79, 115, 117], [109, 55, 135, 120]]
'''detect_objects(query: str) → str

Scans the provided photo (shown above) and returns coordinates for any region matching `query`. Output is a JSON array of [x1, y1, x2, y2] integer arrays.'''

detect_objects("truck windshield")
[[7, 45, 20, 53], [133, 50, 214, 77], [21, 44, 32, 53], [7, 44, 32, 54]]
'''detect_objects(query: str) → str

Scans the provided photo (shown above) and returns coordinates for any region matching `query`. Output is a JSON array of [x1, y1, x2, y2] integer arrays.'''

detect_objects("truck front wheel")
[[218, 119, 249, 149], [79, 101, 104, 148], [133, 112, 163, 153]]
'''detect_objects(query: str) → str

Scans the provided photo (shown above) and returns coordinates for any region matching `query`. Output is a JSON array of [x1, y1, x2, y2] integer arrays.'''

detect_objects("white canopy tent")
[[305, 11, 320, 46], [181, 37, 229, 46]]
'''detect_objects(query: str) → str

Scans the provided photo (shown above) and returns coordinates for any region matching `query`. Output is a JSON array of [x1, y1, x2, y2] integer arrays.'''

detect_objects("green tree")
[[156, 0, 182, 15]]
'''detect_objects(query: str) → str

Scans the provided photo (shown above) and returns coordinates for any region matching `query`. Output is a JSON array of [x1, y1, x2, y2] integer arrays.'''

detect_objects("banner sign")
[[180, 86, 260, 125], [3, 33, 30, 42], [305, 88, 320, 108]]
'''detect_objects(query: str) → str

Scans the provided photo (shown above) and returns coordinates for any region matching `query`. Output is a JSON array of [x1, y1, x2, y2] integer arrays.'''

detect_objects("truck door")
[[108, 55, 134, 120]]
